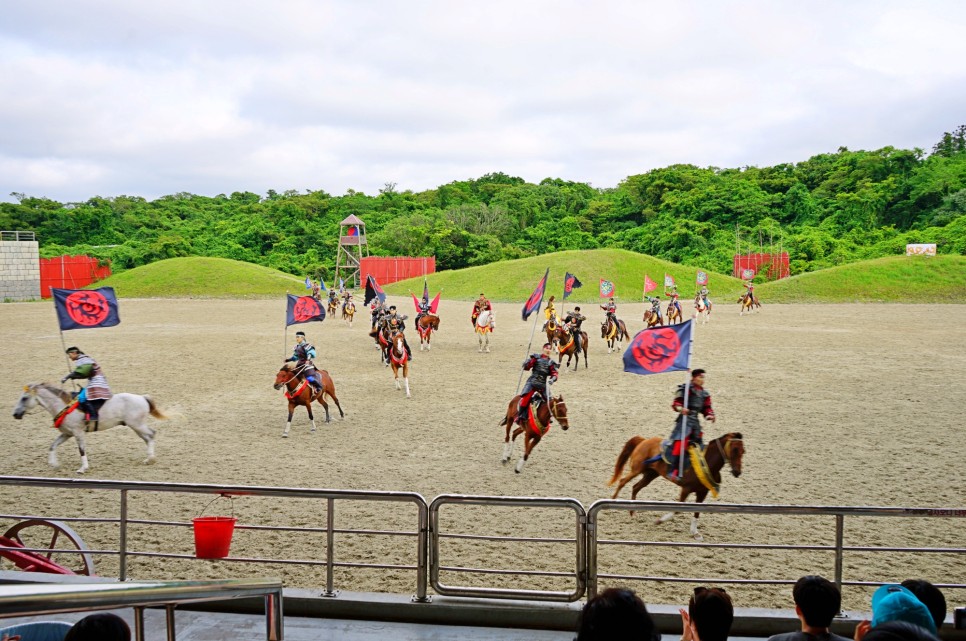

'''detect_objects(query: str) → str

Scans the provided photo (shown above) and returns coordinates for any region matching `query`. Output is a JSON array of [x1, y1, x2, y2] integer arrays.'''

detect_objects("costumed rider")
[[666, 368, 716, 482], [699, 285, 711, 308], [471, 292, 492, 326], [415, 294, 432, 325], [386, 305, 414, 359], [542, 295, 557, 331], [742, 280, 756, 305], [342, 291, 354, 313], [600, 299, 618, 322], [516, 343, 559, 426], [666, 286, 682, 316], [61, 347, 113, 430], [561, 306, 586, 354], [327, 289, 338, 306], [646, 296, 663, 323], [287, 331, 323, 395]]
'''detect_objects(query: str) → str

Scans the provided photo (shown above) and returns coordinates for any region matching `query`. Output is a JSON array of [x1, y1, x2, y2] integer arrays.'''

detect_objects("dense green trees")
[[2, 129, 965, 278]]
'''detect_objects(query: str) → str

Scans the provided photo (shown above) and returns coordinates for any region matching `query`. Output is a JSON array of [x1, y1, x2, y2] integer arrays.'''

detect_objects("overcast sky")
[[2, 1, 965, 204]]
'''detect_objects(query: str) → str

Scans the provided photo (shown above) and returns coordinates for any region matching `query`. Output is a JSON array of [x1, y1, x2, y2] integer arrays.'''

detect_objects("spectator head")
[[576, 587, 660, 641], [64, 613, 131, 641], [689, 587, 733, 641], [792, 575, 841, 628], [863, 621, 941, 641], [871, 585, 937, 635], [900, 580, 946, 630]]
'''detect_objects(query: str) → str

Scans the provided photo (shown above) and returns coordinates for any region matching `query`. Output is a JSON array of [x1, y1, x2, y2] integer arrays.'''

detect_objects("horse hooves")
[[282, 433, 289, 439], [693, 533, 704, 542], [76, 468, 88, 475], [144, 457, 157, 465]]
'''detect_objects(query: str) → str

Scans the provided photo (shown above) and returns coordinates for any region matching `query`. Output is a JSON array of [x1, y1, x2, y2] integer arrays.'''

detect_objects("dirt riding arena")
[[2, 298, 964, 610]]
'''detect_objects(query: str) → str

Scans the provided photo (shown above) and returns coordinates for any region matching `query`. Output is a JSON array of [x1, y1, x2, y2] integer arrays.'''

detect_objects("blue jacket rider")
[[517, 343, 559, 425], [287, 331, 322, 395]]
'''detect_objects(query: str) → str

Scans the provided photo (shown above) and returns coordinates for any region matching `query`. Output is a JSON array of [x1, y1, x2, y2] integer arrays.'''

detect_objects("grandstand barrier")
[[0, 476, 963, 612], [39, 255, 111, 298]]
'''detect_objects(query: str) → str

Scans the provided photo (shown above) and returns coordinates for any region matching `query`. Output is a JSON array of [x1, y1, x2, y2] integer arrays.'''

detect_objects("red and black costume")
[[516, 353, 559, 425], [667, 381, 715, 478]]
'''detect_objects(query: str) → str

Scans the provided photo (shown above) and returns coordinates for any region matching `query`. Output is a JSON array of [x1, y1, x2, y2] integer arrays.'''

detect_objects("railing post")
[[119, 489, 128, 581], [133, 606, 145, 641], [834, 514, 845, 595], [585, 511, 598, 599], [266, 590, 284, 641], [412, 502, 431, 602], [321, 498, 338, 597]]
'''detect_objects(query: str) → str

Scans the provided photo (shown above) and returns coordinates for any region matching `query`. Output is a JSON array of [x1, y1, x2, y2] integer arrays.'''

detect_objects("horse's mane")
[[37, 383, 72, 403], [281, 362, 297, 371]]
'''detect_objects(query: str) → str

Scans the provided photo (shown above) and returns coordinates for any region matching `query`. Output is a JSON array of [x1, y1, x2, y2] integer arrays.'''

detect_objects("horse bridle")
[[715, 436, 742, 469]]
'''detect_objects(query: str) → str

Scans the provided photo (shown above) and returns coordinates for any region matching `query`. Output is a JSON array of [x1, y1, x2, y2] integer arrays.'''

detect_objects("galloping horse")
[[274, 363, 344, 437], [499, 393, 570, 473], [600, 317, 629, 353], [553, 326, 589, 370], [475, 310, 495, 353], [666, 301, 683, 325], [13, 383, 166, 474], [327, 297, 339, 317], [388, 331, 411, 397], [739, 293, 761, 315], [342, 301, 356, 327], [544, 315, 560, 347], [643, 308, 663, 328], [694, 294, 712, 324], [369, 319, 392, 364], [416, 314, 440, 350], [607, 432, 745, 540]]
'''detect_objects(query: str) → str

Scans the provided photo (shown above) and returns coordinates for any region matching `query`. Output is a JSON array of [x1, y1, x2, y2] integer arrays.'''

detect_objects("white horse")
[[475, 310, 495, 353], [694, 295, 712, 325], [12, 383, 166, 474]]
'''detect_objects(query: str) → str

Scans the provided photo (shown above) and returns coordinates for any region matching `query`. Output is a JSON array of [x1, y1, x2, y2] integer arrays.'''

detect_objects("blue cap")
[[870, 584, 937, 634]]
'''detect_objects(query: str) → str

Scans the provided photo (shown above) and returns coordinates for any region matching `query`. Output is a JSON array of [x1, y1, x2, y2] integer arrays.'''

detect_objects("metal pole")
[[322, 497, 337, 597], [834, 514, 845, 593], [133, 606, 145, 641], [165, 604, 176, 641], [516, 306, 543, 396], [266, 590, 284, 641], [413, 504, 430, 602], [677, 320, 697, 479], [119, 489, 128, 581]]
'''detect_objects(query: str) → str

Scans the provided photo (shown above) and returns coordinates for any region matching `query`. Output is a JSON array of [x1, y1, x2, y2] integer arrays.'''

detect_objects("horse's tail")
[[608, 435, 644, 486], [144, 395, 168, 420]]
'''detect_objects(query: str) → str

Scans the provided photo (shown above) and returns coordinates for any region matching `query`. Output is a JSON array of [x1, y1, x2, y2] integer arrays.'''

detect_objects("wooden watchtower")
[[334, 214, 368, 290]]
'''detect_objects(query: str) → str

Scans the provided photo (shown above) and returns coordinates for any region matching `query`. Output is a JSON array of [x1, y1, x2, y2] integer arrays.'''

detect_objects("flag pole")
[[677, 319, 697, 478], [283, 291, 289, 359], [515, 270, 549, 396]]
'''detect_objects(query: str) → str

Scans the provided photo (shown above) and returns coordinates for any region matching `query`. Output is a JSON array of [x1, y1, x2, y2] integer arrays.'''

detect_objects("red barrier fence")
[[40, 255, 111, 298], [733, 253, 789, 281], [360, 256, 435, 286]]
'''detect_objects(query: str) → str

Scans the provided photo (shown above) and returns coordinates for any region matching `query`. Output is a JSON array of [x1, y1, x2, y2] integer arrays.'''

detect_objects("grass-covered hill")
[[383, 249, 745, 302], [756, 255, 966, 303], [93, 257, 304, 298]]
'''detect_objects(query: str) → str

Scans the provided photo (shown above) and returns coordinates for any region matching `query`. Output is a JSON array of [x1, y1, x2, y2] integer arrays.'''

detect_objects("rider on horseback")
[[600, 300, 617, 322], [415, 294, 432, 325], [471, 293, 492, 326], [386, 306, 414, 360], [516, 343, 559, 426], [542, 296, 557, 331], [562, 306, 586, 354], [666, 286, 682, 316], [287, 331, 323, 395], [328, 289, 338, 306], [699, 285, 711, 308], [61, 347, 113, 431], [646, 296, 663, 323], [741, 280, 757, 306], [667, 369, 716, 482]]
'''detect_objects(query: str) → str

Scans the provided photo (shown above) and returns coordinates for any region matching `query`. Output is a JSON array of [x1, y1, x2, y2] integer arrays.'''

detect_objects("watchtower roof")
[[340, 214, 365, 226]]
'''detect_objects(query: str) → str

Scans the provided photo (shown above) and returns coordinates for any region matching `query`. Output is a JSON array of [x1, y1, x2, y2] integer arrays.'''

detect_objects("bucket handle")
[[198, 493, 234, 519]]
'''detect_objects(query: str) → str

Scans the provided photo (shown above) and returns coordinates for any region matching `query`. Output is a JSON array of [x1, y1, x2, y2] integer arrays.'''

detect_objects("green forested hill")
[[4, 127, 966, 284], [94, 257, 303, 298]]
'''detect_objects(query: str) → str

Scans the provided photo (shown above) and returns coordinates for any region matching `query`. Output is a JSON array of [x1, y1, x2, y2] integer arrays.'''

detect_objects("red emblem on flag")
[[64, 291, 111, 326], [293, 297, 322, 323], [628, 327, 682, 373]]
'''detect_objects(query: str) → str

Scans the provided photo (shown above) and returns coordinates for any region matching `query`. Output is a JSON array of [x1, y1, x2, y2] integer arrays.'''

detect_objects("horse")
[[498, 393, 570, 473], [544, 315, 560, 347], [12, 383, 166, 474], [643, 308, 663, 328], [607, 432, 745, 541], [739, 293, 761, 316], [694, 294, 712, 324], [327, 298, 339, 317], [342, 301, 356, 327], [553, 326, 589, 370], [475, 309, 495, 353], [416, 313, 440, 351], [666, 301, 683, 325], [600, 316, 629, 353], [273, 363, 344, 438], [369, 319, 392, 364], [388, 331, 411, 397]]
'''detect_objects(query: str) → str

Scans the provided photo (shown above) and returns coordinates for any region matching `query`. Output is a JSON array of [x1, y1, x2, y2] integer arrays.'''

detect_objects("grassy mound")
[[382, 249, 743, 302], [757, 255, 966, 303], [94, 257, 304, 298]]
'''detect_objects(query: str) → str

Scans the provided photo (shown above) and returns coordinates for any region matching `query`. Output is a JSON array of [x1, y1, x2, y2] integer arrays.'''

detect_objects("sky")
[[2, 1, 965, 203]]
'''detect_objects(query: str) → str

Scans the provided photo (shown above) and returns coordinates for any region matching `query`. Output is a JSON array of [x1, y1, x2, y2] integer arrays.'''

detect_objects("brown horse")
[[342, 301, 356, 327], [553, 326, 588, 370], [499, 394, 570, 473], [607, 432, 745, 540], [416, 314, 440, 350], [643, 307, 663, 328], [369, 320, 392, 364], [327, 298, 338, 317], [273, 363, 344, 438], [388, 331, 411, 397], [739, 293, 761, 315], [544, 315, 560, 347], [666, 300, 683, 325], [600, 317, 629, 353]]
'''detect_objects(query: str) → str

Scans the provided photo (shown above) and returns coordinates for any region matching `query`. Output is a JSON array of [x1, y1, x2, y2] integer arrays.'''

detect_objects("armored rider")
[[600, 299, 617, 322], [561, 306, 586, 354], [386, 305, 414, 360], [516, 343, 559, 426], [471, 293, 492, 326], [287, 331, 323, 395], [698, 285, 711, 308], [543, 295, 557, 330], [415, 294, 432, 325], [666, 368, 716, 482], [61, 347, 113, 431], [742, 280, 756, 305], [666, 286, 682, 316], [341, 291, 354, 314], [327, 289, 339, 306], [645, 296, 664, 323]]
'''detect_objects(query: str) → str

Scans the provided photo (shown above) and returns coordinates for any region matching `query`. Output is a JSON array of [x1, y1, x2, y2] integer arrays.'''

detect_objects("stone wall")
[[0, 239, 41, 301]]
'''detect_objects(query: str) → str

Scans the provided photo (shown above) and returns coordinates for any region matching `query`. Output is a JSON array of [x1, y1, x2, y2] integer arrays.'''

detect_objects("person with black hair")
[[767, 575, 851, 641], [64, 613, 130, 641], [576, 587, 660, 641], [667, 369, 716, 482], [681, 586, 733, 641], [900, 579, 946, 631]]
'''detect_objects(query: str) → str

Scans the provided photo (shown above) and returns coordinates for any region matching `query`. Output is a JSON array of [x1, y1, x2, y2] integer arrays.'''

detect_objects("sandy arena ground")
[[1, 298, 964, 610]]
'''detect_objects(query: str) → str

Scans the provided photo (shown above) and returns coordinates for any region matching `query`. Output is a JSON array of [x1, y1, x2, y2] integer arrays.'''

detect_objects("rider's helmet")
[[574, 306, 581, 312]]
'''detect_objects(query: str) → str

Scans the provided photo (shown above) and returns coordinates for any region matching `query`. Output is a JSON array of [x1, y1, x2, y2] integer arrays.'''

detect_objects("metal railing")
[[0, 231, 35, 242], [0, 578, 283, 641], [1, 476, 964, 605]]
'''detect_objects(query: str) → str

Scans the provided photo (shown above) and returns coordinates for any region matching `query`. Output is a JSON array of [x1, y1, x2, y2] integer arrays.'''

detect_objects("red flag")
[[522, 269, 549, 320], [599, 279, 615, 298], [411, 292, 421, 312], [643, 274, 657, 294], [430, 292, 441, 314]]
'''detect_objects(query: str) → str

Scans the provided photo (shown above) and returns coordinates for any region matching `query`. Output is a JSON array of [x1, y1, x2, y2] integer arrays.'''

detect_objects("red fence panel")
[[39, 255, 111, 298], [360, 257, 435, 287], [732, 253, 789, 280]]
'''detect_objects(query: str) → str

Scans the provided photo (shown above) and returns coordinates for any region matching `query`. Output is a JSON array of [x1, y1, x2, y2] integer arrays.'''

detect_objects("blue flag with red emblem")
[[286, 294, 326, 326], [563, 272, 583, 299], [52, 287, 121, 331], [521, 269, 549, 321], [364, 275, 386, 306], [623, 319, 693, 375]]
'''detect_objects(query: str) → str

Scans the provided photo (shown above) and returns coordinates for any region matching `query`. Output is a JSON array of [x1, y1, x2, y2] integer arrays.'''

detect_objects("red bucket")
[[192, 516, 237, 559]]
